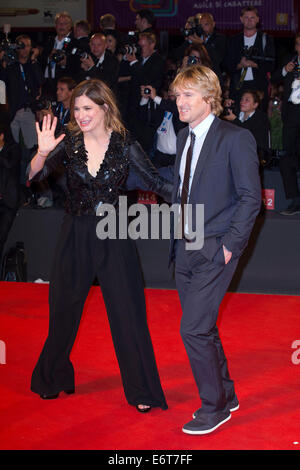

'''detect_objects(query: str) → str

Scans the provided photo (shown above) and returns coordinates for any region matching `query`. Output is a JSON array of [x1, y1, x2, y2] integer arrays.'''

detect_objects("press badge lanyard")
[[58, 103, 69, 125], [19, 64, 28, 91]]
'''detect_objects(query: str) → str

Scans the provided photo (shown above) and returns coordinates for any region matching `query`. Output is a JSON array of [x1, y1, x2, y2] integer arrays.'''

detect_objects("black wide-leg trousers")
[[31, 214, 167, 409], [175, 239, 238, 415]]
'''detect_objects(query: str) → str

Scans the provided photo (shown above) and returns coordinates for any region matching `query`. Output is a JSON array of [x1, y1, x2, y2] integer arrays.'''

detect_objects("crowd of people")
[[0, 6, 300, 260]]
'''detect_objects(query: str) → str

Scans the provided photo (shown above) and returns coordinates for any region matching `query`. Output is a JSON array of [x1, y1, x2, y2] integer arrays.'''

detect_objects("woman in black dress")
[[29, 79, 172, 412]]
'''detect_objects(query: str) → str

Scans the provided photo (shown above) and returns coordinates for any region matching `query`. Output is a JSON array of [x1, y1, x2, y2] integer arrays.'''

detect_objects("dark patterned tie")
[[181, 131, 196, 237]]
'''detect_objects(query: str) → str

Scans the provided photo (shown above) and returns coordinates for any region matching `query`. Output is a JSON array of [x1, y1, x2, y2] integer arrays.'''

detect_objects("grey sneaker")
[[183, 409, 231, 435], [192, 395, 239, 419]]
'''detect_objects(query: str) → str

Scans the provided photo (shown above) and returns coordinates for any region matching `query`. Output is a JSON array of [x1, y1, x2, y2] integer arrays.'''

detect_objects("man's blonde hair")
[[171, 65, 223, 116]]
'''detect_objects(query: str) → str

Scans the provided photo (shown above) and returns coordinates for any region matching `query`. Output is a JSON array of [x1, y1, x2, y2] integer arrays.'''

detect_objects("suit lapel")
[[189, 117, 220, 197]]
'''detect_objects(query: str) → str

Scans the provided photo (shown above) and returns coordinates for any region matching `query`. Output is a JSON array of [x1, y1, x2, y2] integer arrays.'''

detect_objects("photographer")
[[76, 33, 119, 94], [181, 43, 212, 70], [136, 43, 213, 164], [187, 13, 226, 85], [70, 20, 91, 74], [30, 78, 75, 209], [171, 13, 226, 84], [139, 84, 186, 168], [41, 77, 76, 132], [223, 90, 270, 164], [0, 123, 21, 261], [40, 11, 75, 99], [171, 16, 200, 64], [1, 34, 43, 151], [271, 33, 300, 215], [125, 32, 165, 150], [225, 6, 275, 111]]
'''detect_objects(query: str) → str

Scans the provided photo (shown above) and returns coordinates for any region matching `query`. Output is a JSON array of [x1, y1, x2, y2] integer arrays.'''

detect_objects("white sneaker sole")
[[192, 403, 239, 419], [182, 414, 231, 435], [230, 404, 239, 412]]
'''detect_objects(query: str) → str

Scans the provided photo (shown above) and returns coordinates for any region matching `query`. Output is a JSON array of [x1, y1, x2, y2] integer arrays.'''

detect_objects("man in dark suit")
[[1, 34, 43, 150], [164, 65, 261, 434], [171, 13, 226, 85], [125, 32, 165, 150], [271, 33, 300, 215], [225, 6, 275, 111], [139, 84, 187, 167], [77, 33, 120, 95], [39, 11, 75, 100]]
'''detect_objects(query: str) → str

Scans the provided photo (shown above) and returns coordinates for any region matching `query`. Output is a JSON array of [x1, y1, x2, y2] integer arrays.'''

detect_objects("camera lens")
[[144, 88, 151, 94]]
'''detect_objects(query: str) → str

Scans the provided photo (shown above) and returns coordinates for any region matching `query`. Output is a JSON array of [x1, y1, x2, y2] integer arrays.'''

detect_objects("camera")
[[181, 17, 204, 39], [187, 55, 200, 66], [0, 38, 25, 65], [242, 45, 275, 64], [71, 47, 89, 60], [144, 87, 151, 95], [51, 50, 66, 63], [50, 36, 73, 64], [223, 101, 235, 116], [31, 97, 54, 113], [119, 31, 141, 57]]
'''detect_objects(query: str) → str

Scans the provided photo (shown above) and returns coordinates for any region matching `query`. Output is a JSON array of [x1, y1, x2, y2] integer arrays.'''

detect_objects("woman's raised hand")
[[35, 114, 65, 157]]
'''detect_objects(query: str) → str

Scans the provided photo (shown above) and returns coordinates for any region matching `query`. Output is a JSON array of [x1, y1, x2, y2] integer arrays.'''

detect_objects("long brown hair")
[[68, 79, 126, 137]]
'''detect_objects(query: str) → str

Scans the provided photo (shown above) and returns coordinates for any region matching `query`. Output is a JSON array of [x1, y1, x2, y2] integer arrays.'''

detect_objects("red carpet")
[[0, 282, 299, 450]]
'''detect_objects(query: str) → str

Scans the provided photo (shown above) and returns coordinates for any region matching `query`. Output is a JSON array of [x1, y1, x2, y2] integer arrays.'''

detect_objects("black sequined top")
[[30, 129, 172, 215]]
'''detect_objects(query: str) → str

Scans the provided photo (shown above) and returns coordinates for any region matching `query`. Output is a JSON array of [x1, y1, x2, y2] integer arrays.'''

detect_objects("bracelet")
[[37, 150, 49, 159]]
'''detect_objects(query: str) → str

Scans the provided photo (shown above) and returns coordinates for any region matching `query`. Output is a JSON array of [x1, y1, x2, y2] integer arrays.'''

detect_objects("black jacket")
[[0, 141, 21, 209], [271, 54, 300, 123], [39, 33, 76, 80], [2, 60, 43, 120], [28, 129, 172, 214], [125, 52, 165, 147], [231, 109, 270, 152], [76, 50, 120, 94], [128, 51, 165, 110]]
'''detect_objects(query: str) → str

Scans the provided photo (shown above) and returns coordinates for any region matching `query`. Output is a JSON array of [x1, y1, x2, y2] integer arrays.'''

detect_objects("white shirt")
[[238, 110, 255, 122], [87, 52, 105, 71], [179, 113, 215, 198], [179, 113, 215, 235], [243, 33, 257, 81], [95, 52, 105, 67], [282, 56, 300, 102]]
